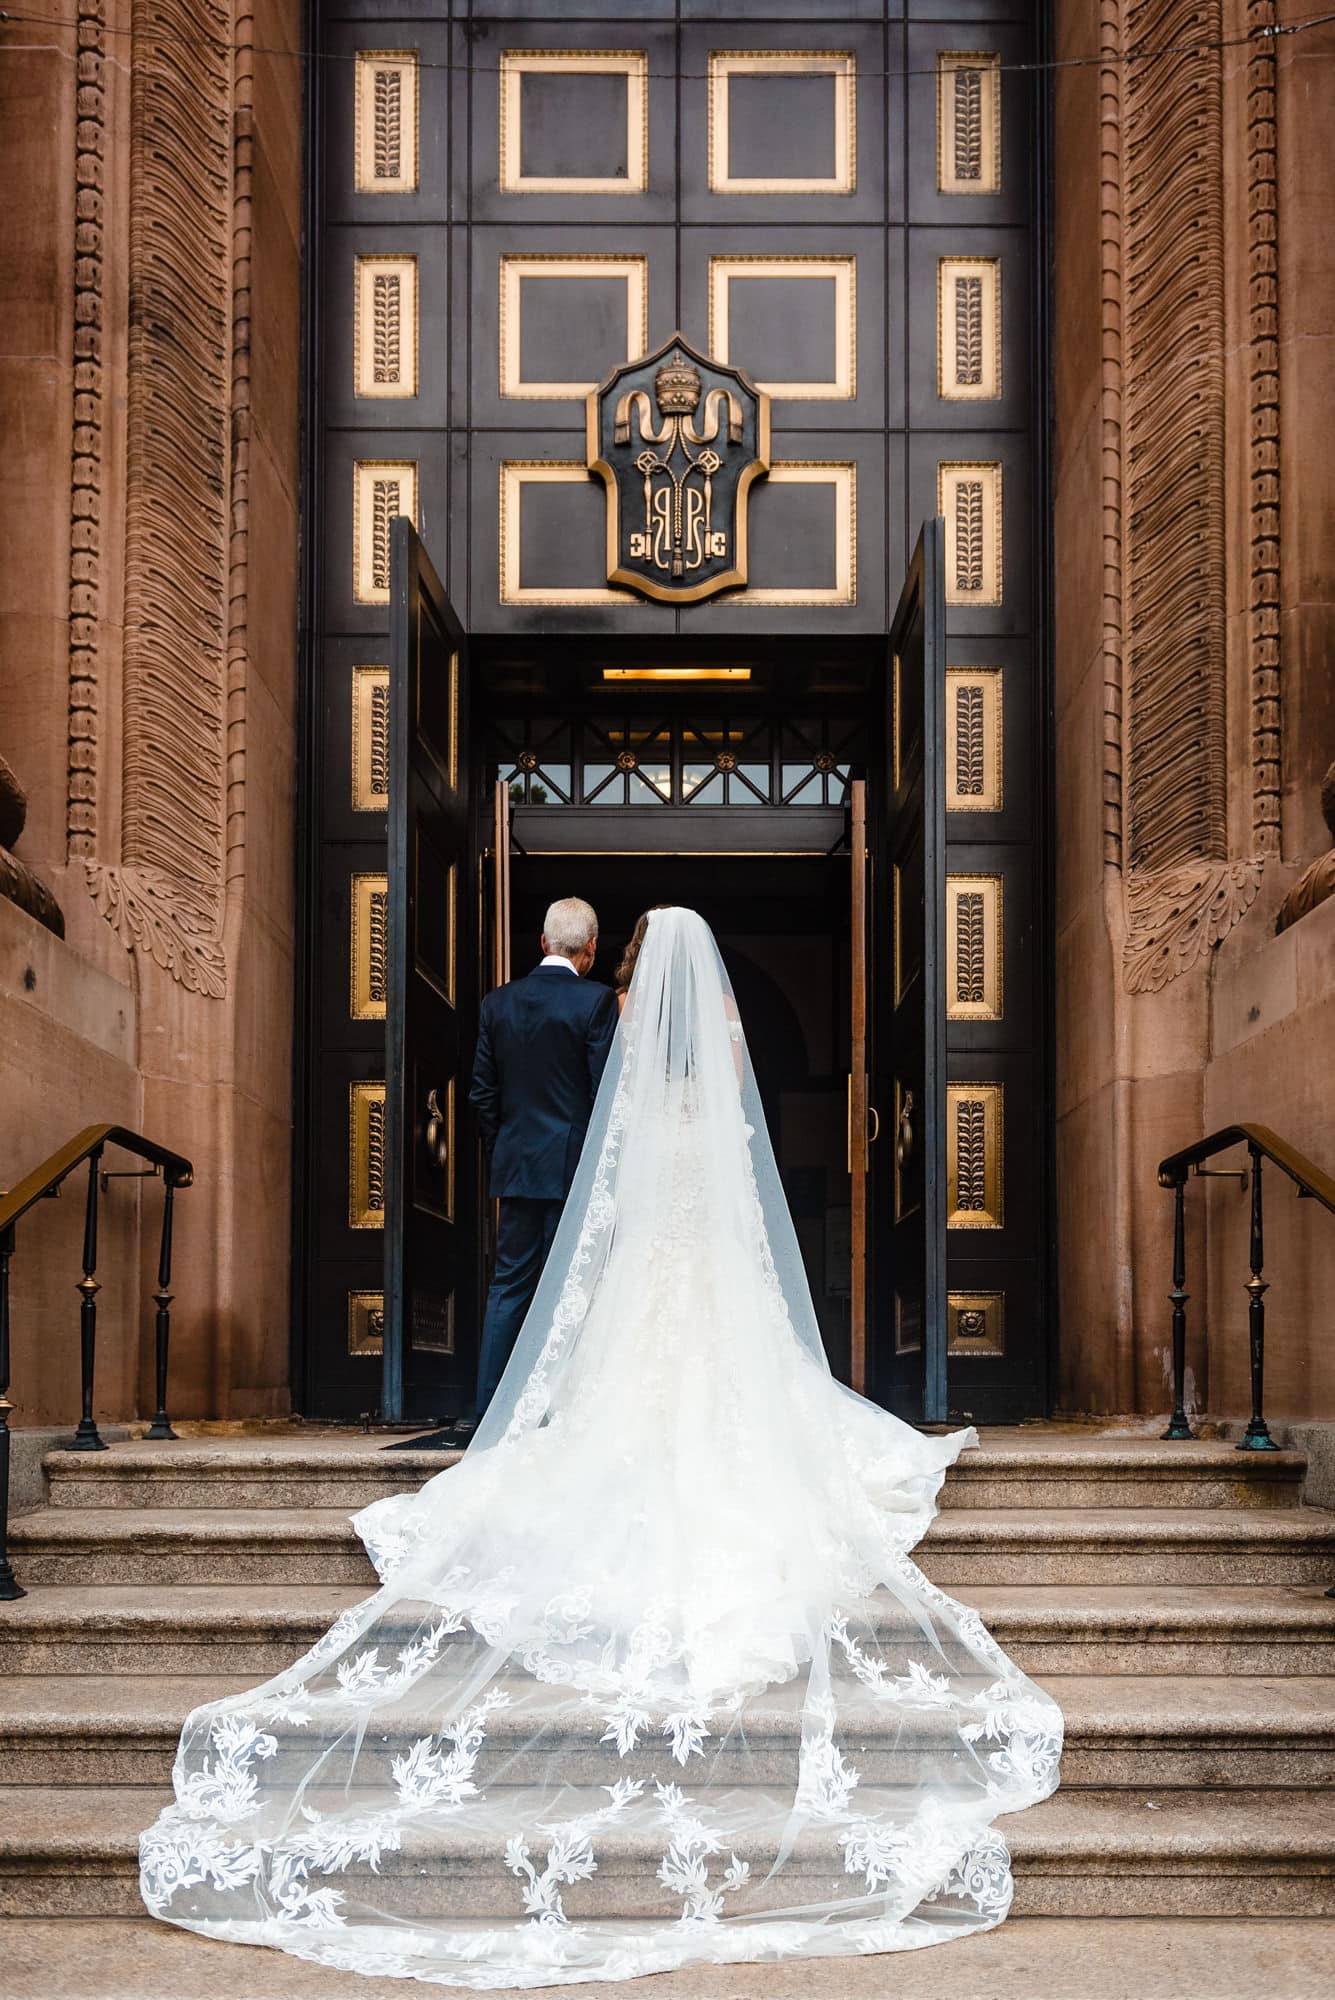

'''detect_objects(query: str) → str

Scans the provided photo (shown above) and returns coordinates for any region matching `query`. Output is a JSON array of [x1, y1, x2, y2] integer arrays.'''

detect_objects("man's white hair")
[[543, 896, 599, 957]]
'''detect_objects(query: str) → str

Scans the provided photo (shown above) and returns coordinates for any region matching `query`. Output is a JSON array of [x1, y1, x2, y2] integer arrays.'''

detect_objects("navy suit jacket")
[[469, 966, 619, 1201]]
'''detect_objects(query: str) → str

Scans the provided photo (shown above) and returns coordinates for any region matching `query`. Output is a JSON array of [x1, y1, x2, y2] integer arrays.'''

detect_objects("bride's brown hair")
[[614, 906, 672, 993]]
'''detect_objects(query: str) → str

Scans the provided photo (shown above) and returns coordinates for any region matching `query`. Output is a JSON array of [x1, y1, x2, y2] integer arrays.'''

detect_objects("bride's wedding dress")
[[140, 908, 1062, 1987]]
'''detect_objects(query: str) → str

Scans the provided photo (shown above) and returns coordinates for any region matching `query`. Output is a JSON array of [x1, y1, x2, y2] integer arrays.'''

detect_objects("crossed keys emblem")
[[587, 333, 770, 605], [618, 356, 739, 579]]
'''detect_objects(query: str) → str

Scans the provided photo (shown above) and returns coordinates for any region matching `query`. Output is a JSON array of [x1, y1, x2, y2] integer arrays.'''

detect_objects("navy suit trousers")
[[476, 1197, 564, 1417]]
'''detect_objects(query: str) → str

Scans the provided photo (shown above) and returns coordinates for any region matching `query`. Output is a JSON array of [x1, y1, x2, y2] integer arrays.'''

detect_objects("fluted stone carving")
[[80, 0, 245, 999], [1102, 0, 1280, 991]]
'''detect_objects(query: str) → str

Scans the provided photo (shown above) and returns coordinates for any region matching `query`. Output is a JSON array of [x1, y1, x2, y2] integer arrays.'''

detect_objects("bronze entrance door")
[[382, 522, 478, 1423], [299, 0, 1051, 1422]]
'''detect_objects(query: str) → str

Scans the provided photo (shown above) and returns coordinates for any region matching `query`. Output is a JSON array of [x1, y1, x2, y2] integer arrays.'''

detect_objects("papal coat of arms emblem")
[[586, 333, 770, 604]]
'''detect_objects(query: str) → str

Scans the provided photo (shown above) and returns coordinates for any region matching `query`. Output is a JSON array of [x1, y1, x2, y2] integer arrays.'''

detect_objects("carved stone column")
[[1053, 0, 1292, 1416]]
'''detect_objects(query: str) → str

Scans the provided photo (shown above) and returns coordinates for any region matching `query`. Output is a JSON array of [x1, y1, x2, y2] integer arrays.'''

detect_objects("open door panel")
[[876, 519, 948, 1423], [383, 519, 477, 1423]]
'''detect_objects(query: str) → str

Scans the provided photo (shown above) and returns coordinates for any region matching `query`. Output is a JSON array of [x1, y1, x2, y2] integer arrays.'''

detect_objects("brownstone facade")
[[0, 2, 1331, 1432], [1052, 0, 1335, 1419], [0, 0, 303, 1423]]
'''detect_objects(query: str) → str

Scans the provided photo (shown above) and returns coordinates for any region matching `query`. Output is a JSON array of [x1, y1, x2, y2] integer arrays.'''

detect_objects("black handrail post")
[[144, 1179, 179, 1441], [0, 1226, 24, 1599], [1238, 1144, 1278, 1452], [70, 1150, 108, 1453], [1162, 1173, 1193, 1440]]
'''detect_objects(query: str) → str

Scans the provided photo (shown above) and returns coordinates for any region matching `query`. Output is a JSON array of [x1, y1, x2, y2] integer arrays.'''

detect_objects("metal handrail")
[[1158, 1123, 1335, 1214], [1158, 1124, 1334, 1454], [0, 1126, 193, 1600]]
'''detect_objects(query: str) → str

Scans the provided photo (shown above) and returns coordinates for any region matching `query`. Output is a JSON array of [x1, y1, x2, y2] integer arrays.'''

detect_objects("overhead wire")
[[0, 4, 1332, 81]]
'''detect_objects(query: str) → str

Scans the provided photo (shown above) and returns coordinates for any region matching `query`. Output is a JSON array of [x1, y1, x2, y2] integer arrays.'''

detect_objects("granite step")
[[6, 1916, 1335, 2000], [6, 1583, 1335, 1677], [11, 1504, 1335, 1588], [39, 1435, 1308, 1513], [3, 1672, 1333, 1789], [2, 1785, 1332, 1922]]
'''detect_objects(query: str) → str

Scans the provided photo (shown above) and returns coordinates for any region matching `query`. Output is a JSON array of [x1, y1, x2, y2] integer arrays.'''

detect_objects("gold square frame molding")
[[500, 461, 638, 607], [708, 52, 856, 195], [709, 256, 856, 400], [499, 254, 648, 399], [739, 463, 857, 607], [499, 51, 649, 195]]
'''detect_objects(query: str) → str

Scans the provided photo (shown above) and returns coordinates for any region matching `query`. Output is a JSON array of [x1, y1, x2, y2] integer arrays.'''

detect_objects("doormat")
[[382, 1424, 475, 1452]]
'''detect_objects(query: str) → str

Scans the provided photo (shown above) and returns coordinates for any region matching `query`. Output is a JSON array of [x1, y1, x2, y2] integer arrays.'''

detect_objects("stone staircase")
[[2, 1427, 1334, 1998]]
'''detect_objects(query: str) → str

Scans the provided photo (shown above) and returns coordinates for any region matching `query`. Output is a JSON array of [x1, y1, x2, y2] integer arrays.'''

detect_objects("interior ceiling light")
[[600, 667, 753, 682]]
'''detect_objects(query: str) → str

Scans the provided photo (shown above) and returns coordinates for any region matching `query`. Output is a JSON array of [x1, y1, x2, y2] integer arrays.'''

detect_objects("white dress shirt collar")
[[539, 954, 579, 974]]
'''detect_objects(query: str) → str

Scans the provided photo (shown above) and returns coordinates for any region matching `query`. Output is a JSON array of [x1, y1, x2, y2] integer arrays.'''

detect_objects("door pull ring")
[[425, 1087, 450, 1168], [868, 1106, 880, 1145], [896, 1091, 915, 1169]]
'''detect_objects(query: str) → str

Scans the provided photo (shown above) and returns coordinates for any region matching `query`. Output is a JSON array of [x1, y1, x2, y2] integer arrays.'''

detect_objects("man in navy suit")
[[470, 896, 619, 1416]]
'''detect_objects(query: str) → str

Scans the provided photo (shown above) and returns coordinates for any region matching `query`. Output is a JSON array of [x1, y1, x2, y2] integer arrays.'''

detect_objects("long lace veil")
[[470, 904, 830, 1451], [139, 905, 1062, 1988]]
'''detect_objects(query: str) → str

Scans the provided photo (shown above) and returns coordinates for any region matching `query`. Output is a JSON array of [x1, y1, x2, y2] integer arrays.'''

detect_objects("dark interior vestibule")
[[480, 639, 876, 1383]]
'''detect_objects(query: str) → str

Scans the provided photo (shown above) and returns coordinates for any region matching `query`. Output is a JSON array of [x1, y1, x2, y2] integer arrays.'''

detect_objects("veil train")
[[139, 907, 1062, 1987]]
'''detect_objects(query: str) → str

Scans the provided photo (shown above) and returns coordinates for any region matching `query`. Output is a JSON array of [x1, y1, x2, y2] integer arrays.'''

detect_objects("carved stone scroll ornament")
[[1274, 765, 1335, 937], [1122, 860, 1263, 994]]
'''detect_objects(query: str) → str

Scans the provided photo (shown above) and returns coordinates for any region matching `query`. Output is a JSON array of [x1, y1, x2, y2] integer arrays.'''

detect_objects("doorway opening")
[[509, 852, 854, 1378]]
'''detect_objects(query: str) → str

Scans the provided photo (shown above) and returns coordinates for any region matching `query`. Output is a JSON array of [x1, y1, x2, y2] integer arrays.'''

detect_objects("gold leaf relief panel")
[[355, 256, 418, 400], [355, 52, 420, 195], [354, 461, 418, 605], [352, 667, 390, 812], [948, 1292, 1005, 1356], [348, 1291, 385, 1355], [947, 1082, 1003, 1229], [946, 874, 1003, 1021], [351, 872, 389, 1020], [938, 461, 1002, 607], [945, 668, 1003, 812], [348, 1081, 387, 1229], [937, 52, 1000, 196], [937, 257, 1000, 401]]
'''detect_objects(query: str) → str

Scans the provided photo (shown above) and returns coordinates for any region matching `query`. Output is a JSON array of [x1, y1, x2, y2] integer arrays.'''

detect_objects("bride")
[[140, 907, 1062, 1987]]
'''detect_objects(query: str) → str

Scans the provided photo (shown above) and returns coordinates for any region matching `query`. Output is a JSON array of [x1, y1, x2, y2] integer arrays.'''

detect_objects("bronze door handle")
[[425, 1087, 450, 1168], [896, 1090, 915, 1168]]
